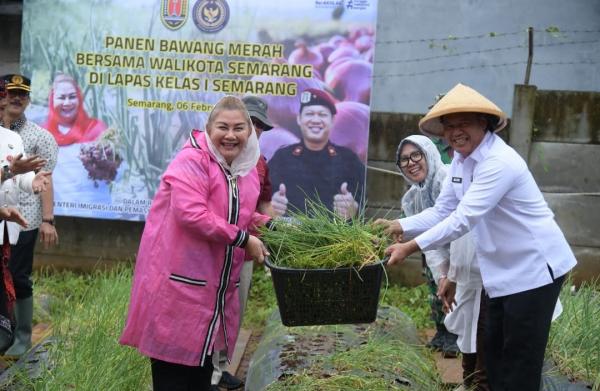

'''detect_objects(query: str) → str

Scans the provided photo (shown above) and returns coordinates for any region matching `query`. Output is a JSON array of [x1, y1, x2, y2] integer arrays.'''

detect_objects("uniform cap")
[[3, 74, 31, 93], [299, 88, 337, 115]]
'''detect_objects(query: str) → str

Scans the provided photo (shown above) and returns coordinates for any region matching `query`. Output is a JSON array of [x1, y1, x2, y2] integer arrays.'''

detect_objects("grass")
[[242, 266, 277, 329], [22, 265, 150, 391], [547, 279, 600, 388], [380, 283, 431, 330]]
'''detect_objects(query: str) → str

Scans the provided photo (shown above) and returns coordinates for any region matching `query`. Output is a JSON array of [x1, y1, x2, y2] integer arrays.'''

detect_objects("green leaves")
[[547, 278, 600, 388], [260, 200, 388, 269]]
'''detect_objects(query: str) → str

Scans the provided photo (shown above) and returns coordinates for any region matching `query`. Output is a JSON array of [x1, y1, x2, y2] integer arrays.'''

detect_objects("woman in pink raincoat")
[[120, 96, 270, 390]]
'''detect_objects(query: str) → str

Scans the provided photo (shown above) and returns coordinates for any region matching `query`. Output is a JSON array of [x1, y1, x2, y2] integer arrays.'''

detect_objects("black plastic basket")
[[265, 257, 387, 327]]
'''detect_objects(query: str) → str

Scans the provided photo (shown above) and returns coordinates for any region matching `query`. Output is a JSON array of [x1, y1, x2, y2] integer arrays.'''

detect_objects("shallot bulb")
[[328, 35, 347, 47], [330, 101, 370, 163], [288, 40, 323, 70], [325, 59, 372, 104], [349, 26, 373, 42], [354, 35, 374, 53], [327, 46, 360, 64]]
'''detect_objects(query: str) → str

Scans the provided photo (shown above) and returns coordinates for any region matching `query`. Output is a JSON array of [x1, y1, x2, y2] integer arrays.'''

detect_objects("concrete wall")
[[525, 89, 600, 284], [372, 0, 600, 114]]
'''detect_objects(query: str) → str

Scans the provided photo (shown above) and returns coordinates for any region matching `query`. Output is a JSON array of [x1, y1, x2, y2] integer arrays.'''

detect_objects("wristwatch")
[[42, 218, 55, 226], [1, 165, 14, 181]]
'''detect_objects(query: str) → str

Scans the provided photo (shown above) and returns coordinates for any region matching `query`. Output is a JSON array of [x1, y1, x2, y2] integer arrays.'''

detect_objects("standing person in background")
[[120, 96, 271, 391], [1, 74, 59, 359], [375, 135, 459, 357], [209, 96, 276, 391], [441, 234, 489, 390], [1, 125, 51, 351], [268, 89, 364, 219], [383, 83, 576, 391]]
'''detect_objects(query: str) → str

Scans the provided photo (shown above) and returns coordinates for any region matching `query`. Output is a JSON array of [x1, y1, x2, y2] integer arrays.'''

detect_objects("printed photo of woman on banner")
[[21, 0, 378, 221]]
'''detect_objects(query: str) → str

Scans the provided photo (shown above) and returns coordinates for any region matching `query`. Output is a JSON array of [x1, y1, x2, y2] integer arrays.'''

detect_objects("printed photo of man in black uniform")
[[268, 88, 365, 219]]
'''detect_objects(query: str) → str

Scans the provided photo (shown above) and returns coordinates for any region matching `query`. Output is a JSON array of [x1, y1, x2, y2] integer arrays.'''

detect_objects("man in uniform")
[[268, 88, 365, 219], [1, 74, 59, 358]]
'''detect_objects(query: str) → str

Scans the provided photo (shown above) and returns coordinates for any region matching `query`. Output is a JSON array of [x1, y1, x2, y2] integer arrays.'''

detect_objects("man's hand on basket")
[[385, 240, 419, 266], [246, 235, 270, 264], [374, 218, 404, 242]]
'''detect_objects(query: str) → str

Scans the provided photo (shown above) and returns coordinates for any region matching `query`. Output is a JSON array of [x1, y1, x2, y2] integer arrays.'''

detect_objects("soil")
[[235, 330, 263, 384]]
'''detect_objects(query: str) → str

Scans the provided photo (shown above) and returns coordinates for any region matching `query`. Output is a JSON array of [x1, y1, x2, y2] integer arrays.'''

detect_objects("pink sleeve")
[[164, 150, 247, 247]]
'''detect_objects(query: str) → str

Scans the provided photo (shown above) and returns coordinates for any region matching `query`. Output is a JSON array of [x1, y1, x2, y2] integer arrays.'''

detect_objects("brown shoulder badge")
[[327, 145, 337, 157], [292, 145, 303, 156]]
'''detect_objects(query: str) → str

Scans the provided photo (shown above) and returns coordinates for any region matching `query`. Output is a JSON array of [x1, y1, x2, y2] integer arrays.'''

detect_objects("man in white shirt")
[[1, 74, 58, 358], [383, 83, 577, 391]]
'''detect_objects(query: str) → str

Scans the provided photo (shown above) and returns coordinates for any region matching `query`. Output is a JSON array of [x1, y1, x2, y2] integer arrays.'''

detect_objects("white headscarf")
[[396, 135, 447, 216], [397, 135, 450, 283], [203, 96, 260, 178]]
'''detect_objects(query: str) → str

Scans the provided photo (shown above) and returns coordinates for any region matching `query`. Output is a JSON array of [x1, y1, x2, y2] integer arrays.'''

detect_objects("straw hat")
[[418, 83, 508, 137]]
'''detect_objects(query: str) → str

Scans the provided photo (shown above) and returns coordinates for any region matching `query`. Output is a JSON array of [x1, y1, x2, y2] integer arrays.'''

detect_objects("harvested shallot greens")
[[260, 200, 389, 269]]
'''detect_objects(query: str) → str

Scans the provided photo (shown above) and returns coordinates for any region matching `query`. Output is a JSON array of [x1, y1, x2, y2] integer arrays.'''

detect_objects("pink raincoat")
[[120, 130, 269, 366]]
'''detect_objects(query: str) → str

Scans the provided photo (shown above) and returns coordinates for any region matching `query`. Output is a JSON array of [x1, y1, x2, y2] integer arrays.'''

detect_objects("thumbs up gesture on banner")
[[272, 183, 288, 217], [333, 182, 358, 219]]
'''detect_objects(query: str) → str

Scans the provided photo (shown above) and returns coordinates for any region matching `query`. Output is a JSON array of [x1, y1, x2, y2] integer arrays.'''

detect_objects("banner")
[[21, 0, 378, 221]]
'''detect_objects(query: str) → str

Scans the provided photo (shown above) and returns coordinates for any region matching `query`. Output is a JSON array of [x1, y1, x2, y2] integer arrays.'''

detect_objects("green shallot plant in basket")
[[260, 199, 389, 270]]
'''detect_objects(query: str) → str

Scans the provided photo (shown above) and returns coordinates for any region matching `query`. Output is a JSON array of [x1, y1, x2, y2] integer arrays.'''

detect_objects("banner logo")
[[161, 0, 189, 30], [192, 0, 229, 33]]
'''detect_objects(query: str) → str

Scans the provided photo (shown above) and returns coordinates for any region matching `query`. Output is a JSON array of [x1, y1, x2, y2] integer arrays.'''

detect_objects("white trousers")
[[211, 261, 254, 385]]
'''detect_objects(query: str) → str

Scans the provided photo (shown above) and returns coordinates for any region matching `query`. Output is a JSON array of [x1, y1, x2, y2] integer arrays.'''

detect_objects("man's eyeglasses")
[[397, 151, 424, 168]]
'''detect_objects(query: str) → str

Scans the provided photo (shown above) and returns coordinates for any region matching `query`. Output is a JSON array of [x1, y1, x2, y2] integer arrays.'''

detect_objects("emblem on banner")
[[161, 0, 189, 30], [192, 0, 230, 33]]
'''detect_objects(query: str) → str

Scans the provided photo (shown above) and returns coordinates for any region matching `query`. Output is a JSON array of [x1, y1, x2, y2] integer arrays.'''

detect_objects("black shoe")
[[426, 329, 446, 351], [218, 371, 244, 390], [442, 332, 460, 358], [209, 386, 220, 391]]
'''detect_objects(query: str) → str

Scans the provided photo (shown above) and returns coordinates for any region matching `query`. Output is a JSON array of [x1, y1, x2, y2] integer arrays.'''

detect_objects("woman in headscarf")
[[120, 96, 270, 391], [375, 135, 459, 357], [42, 74, 116, 211], [42, 74, 107, 146]]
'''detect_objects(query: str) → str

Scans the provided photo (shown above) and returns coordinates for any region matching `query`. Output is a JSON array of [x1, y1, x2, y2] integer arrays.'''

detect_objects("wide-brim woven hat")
[[418, 83, 508, 137]]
